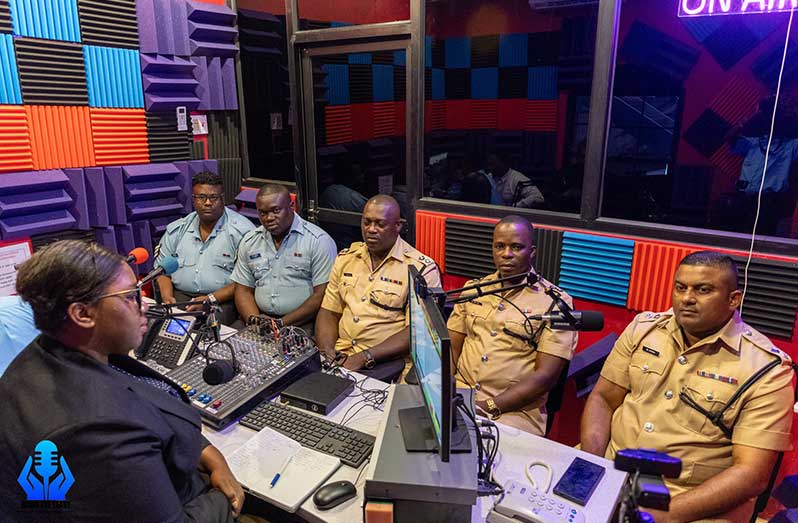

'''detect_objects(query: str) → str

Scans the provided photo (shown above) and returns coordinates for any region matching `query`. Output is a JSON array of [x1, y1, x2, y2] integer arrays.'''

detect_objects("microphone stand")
[[417, 271, 541, 309]]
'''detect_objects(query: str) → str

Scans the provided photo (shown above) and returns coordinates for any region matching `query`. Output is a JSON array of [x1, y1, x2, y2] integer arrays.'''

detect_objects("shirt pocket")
[[370, 285, 406, 319], [212, 259, 235, 274], [249, 260, 271, 285], [177, 250, 197, 268], [628, 351, 667, 399], [673, 375, 736, 439], [502, 319, 536, 351], [285, 258, 312, 280]]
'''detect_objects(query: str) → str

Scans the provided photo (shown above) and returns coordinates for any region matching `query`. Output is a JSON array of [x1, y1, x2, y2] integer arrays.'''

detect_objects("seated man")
[[448, 216, 576, 434], [231, 184, 337, 333], [0, 295, 40, 376], [581, 251, 795, 523], [315, 195, 440, 380], [155, 172, 255, 325], [487, 152, 545, 208]]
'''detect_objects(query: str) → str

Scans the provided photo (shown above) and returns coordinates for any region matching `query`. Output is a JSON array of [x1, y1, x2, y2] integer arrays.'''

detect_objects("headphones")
[[202, 339, 239, 385]]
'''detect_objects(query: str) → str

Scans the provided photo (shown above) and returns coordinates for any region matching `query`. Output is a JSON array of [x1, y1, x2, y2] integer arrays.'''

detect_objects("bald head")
[[361, 194, 402, 255], [364, 195, 400, 221], [495, 215, 535, 244]]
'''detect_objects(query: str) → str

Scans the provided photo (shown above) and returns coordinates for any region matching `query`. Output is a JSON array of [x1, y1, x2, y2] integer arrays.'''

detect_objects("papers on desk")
[[227, 427, 341, 512]]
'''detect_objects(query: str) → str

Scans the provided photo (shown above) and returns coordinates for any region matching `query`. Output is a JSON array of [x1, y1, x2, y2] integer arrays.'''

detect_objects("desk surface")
[[203, 375, 626, 523]]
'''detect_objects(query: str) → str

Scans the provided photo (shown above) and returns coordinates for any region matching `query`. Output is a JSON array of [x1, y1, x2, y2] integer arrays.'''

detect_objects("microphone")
[[137, 256, 179, 287], [126, 247, 149, 265], [528, 310, 604, 331], [203, 359, 237, 385]]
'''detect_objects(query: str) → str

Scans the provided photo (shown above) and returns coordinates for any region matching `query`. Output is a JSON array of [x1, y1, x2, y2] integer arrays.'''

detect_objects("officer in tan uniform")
[[316, 195, 440, 380], [447, 216, 577, 435], [581, 251, 795, 523]]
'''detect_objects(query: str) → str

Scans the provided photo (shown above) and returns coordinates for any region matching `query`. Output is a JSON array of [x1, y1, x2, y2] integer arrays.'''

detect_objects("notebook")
[[227, 427, 342, 512]]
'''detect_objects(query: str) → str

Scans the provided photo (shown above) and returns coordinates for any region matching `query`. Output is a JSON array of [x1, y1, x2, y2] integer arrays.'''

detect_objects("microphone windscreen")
[[203, 360, 236, 385], [580, 311, 604, 331], [128, 247, 149, 265], [160, 256, 180, 276]]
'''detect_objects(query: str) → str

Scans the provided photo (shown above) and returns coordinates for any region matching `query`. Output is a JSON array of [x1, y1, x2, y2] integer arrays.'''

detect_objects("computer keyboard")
[[240, 400, 375, 468]]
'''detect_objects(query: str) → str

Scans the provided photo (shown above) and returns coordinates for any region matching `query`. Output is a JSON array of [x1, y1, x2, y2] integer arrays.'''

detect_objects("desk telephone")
[[487, 479, 585, 523], [135, 317, 197, 369]]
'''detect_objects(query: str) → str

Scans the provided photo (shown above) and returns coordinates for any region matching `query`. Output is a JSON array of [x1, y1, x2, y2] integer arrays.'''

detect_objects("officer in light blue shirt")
[[0, 295, 39, 376], [231, 184, 337, 333], [154, 172, 255, 325]]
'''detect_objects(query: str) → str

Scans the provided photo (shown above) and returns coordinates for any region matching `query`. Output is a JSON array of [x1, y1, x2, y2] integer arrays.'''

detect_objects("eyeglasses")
[[95, 287, 143, 309], [192, 194, 222, 203]]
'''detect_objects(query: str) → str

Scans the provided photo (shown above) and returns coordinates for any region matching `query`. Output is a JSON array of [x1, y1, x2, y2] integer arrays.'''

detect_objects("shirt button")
[[361, 296, 367, 302], [352, 339, 357, 346], [497, 304, 504, 311], [481, 354, 488, 362], [664, 390, 673, 400], [744, 330, 752, 336], [644, 422, 655, 433], [353, 316, 359, 323], [490, 330, 497, 337], [369, 275, 374, 282], [678, 355, 688, 365], [706, 392, 714, 401], [642, 364, 649, 372], [474, 382, 481, 391]]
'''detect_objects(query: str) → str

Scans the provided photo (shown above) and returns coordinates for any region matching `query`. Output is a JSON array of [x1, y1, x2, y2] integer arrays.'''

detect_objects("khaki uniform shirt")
[[447, 273, 577, 435], [320, 238, 441, 373], [601, 309, 794, 517]]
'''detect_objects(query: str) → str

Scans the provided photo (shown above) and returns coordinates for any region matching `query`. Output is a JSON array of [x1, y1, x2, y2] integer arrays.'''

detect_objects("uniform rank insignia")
[[293, 252, 302, 257], [222, 252, 231, 258], [697, 370, 738, 385], [380, 276, 402, 285]]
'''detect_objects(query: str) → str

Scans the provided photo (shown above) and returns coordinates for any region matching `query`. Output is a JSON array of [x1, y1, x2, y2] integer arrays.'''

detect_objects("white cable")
[[525, 461, 553, 493], [740, 8, 794, 314]]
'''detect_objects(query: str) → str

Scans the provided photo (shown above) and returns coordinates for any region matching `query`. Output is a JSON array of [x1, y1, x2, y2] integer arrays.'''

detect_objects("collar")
[[187, 209, 227, 237], [666, 310, 743, 354], [261, 212, 303, 241], [354, 236, 406, 262]]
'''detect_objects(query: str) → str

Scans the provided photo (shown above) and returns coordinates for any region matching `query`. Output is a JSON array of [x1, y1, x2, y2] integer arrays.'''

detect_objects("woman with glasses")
[[0, 240, 244, 522]]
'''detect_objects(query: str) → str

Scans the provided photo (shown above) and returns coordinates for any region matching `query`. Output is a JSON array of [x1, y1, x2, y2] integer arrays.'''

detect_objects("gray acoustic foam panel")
[[217, 157, 242, 205], [31, 228, 96, 252], [0, 0, 11, 33], [206, 111, 240, 159], [15, 38, 88, 105], [191, 140, 205, 160], [445, 218, 495, 279], [78, 0, 139, 48], [146, 112, 192, 163], [536, 228, 563, 285], [732, 256, 798, 339]]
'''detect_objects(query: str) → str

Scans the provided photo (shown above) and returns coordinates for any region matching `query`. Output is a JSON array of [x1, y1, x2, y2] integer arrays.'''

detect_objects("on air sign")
[[679, 0, 797, 17]]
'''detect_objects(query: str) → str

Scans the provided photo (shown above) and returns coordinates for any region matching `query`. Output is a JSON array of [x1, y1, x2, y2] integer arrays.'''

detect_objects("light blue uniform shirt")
[[231, 213, 337, 316], [0, 296, 39, 376], [155, 208, 255, 294], [734, 136, 798, 194]]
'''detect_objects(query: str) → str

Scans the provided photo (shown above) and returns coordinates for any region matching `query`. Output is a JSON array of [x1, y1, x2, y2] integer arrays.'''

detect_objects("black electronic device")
[[165, 325, 320, 429], [240, 400, 375, 468], [313, 480, 357, 510], [552, 457, 606, 506], [135, 317, 197, 369], [279, 372, 355, 415]]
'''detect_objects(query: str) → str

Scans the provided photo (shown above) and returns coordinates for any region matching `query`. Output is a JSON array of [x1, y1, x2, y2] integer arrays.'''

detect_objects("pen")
[[270, 455, 293, 488]]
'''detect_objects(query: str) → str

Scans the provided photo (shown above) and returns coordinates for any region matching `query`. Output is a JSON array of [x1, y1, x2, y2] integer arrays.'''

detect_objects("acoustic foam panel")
[[131, 219, 154, 271], [627, 241, 699, 313], [753, 41, 798, 88], [30, 227, 96, 252], [620, 21, 699, 81], [431, 68, 445, 100], [430, 37, 444, 69], [84, 46, 144, 108], [445, 37, 470, 69], [707, 75, 766, 127], [528, 32, 560, 66], [470, 100, 498, 129], [471, 35, 499, 68], [191, 138, 205, 159], [393, 65, 406, 102], [176, 158, 215, 212], [77, 0, 138, 48], [217, 157, 241, 204], [9, 0, 80, 42], [372, 64, 393, 103], [528, 66, 557, 100], [15, 38, 88, 105], [536, 227, 563, 285], [445, 218, 496, 279], [140, 53, 201, 111], [524, 100, 557, 132], [324, 105, 352, 145], [0, 104, 32, 173], [558, 231, 634, 307], [348, 53, 370, 64], [26, 105, 94, 169], [206, 110, 239, 159], [323, 63, 349, 105], [137, 0, 190, 56], [146, 111, 192, 163], [414, 211, 447, 272], [445, 69, 470, 100], [702, 17, 760, 71], [0, 34, 21, 104], [371, 50, 393, 65], [732, 256, 798, 339], [471, 67, 498, 100], [498, 67, 526, 99], [680, 16, 723, 43], [104, 162, 186, 224], [79, 166, 109, 226], [187, 0, 237, 57], [499, 33, 528, 67], [234, 187, 257, 222], [192, 55, 237, 110], [372, 102, 399, 139], [683, 109, 731, 158], [0, 0, 10, 33], [348, 64, 372, 105], [90, 108, 149, 166], [0, 169, 87, 240]]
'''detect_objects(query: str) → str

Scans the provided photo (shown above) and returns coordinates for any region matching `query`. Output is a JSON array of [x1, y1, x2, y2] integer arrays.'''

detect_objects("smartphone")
[[552, 457, 606, 506]]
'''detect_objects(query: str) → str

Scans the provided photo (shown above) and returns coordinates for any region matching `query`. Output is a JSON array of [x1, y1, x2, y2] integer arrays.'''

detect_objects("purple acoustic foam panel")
[[122, 163, 185, 221], [115, 223, 136, 258], [234, 188, 258, 223], [221, 58, 238, 110], [95, 226, 118, 253], [150, 214, 180, 240], [0, 169, 80, 240], [132, 220, 155, 272], [174, 159, 217, 212], [187, 1, 238, 58], [103, 166, 128, 225], [137, 0, 190, 56], [140, 53, 201, 111], [63, 168, 90, 230], [192, 56, 237, 110], [82, 167, 109, 227]]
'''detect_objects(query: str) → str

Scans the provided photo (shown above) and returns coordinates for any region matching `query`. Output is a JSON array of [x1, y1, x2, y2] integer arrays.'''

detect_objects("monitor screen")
[[165, 318, 192, 337]]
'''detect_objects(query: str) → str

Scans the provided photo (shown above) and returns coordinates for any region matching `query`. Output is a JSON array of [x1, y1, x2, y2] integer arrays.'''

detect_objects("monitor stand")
[[397, 406, 472, 453]]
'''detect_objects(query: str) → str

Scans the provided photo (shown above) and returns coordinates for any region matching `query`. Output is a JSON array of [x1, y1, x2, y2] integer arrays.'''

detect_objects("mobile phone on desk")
[[552, 457, 605, 506]]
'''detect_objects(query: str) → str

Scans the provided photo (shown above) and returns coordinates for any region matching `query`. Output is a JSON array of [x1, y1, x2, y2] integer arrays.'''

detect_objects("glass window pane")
[[602, 0, 798, 239], [298, 0, 409, 27], [423, 1, 599, 214]]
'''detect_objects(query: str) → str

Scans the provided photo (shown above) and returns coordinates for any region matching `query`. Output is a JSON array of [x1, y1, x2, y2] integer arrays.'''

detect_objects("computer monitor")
[[400, 266, 470, 462]]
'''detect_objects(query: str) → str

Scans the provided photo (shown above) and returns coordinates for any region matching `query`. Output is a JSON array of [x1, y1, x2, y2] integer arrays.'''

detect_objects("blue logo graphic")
[[17, 440, 75, 501]]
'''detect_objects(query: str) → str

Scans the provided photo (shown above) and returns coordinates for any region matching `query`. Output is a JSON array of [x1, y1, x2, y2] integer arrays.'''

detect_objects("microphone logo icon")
[[17, 439, 75, 507]]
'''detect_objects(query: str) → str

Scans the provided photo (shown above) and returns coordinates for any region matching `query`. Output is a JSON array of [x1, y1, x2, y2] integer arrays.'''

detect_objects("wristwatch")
[[362, 349, 376, 369], [207, 293, 218, 304], [485, 398, 502, 420]]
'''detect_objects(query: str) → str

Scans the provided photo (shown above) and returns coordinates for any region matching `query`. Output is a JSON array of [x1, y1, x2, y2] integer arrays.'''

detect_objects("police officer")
[[447, 216, 576, 435], [581, 251, 795, 523], [231, 184, 337, 333], [315, 195, 440, 380], [155, 172, 255, 325]]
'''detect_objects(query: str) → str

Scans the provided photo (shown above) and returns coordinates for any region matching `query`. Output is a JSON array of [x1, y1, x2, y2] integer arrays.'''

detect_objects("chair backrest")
[[545, 361, 571, 435], [750, 451, 784, 523]]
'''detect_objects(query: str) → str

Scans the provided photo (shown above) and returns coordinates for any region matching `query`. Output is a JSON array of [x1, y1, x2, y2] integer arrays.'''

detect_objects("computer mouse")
[[312, 480, 357, 511]]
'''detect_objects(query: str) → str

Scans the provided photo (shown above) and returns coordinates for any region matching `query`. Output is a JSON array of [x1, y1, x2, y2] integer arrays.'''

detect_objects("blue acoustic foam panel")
[[0, 33, 21, 104], [137, 0, 190, 56], [499, 33, 527, 67], [9, 0, 80, 42], [372, 64, 394, 103], [84, 46, 144, 108], [431, 68, 445, 101], [444, 37, 470, 69], [680, 16, 723, 43], [620, 21, 699, 80], [192, 55, 237, 110], [0, 168, 88, 239], [471, 67, 498, 100], [140, 53, 200, 111], [683, 109, 731, 158], [753, 41, 798, 89], [528, 66, 557, 100], [348, 52, 371, 64], [702, 17, 760, 70], [187, 0, 238, 58], [559, 231, 634, 307], [393, 50, 405, 66], [323, 63, 349, 105]]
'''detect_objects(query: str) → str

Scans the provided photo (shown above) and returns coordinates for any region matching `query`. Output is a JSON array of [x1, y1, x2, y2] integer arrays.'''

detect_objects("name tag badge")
[[343, 272, 353, 277], [642, 346, 660, 357], [249, 252, 262, 260]]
